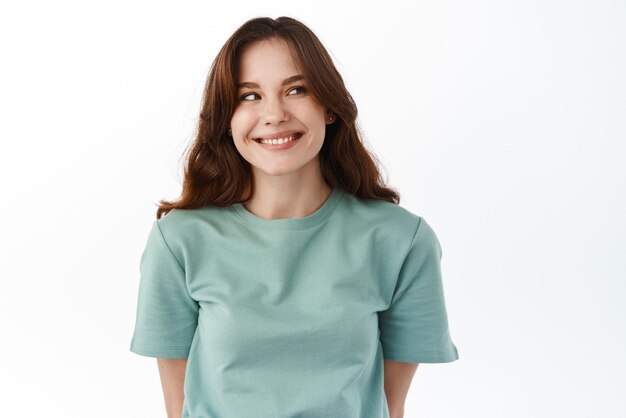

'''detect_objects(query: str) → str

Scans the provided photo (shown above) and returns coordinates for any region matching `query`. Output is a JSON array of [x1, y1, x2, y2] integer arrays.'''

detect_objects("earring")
[[228, 128, 232, 136], [328, 115, 334, 121]]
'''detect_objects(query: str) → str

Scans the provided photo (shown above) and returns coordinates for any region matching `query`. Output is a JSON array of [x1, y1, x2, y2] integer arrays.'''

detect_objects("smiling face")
[[230, 37, 333, 179]]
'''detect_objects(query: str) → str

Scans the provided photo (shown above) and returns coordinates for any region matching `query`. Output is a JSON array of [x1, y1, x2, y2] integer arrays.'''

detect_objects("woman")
[[130, 16, 459, 418]]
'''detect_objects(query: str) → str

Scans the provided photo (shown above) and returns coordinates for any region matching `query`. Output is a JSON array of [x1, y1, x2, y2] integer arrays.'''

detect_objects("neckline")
[[230, 187, 343, 230]]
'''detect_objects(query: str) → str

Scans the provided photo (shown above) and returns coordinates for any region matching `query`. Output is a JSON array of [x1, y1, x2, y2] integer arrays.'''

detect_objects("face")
[[230, 38, 333, 178]]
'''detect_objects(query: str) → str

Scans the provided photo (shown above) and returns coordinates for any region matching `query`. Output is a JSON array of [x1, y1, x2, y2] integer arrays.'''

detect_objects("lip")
[[254, 130, 303, 140], [254, 132, 303, 151]]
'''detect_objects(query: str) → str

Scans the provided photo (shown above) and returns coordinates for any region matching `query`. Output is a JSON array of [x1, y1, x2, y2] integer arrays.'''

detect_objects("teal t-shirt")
[[130, 187, 459, 417]]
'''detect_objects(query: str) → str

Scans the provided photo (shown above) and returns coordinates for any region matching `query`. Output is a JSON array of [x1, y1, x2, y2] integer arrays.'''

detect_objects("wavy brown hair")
[[156, 16, 400, 219]]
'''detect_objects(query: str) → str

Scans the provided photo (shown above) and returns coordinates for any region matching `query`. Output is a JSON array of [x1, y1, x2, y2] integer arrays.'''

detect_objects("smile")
[[254, 132, 303, 145]]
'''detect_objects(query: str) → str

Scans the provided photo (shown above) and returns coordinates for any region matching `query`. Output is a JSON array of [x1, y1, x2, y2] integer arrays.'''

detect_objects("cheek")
[[296, 105, 325, 128], [229, 113, 240, 130], [232, 136, 254, 161], [230, 109, 253, 132], [306, 110, 328, 137]]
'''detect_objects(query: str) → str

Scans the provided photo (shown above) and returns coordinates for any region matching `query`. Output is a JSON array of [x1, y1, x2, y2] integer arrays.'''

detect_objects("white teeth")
[[258, 134, 299, 145]]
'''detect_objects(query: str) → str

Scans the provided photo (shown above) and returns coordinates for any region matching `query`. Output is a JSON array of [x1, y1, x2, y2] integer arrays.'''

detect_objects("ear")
[[325, 111, 335, 125]]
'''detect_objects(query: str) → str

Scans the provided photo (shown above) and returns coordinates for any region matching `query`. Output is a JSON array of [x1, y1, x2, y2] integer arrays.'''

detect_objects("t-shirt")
[[130, 186, 459, 418]]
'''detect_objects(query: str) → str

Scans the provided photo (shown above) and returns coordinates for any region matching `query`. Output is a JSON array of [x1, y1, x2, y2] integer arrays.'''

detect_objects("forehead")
[[237, 38, 302, 83]]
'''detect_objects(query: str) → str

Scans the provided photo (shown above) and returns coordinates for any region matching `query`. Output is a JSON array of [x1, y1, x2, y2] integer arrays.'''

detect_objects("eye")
[[238, 86, 307, 102], [288, 86, 307, 95], [240, 92, 260, 101]]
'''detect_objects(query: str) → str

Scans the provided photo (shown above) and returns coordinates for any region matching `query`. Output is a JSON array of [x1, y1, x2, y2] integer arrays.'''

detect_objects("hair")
[[155, 16, 400, 219]]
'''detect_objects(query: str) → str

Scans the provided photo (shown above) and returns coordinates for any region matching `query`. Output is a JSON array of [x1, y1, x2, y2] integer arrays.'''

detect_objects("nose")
[[261, 96, 290, 125]]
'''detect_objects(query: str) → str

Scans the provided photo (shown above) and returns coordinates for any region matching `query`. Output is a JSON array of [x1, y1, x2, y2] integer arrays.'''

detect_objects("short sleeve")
[[378, 217, 459, 363], [130, 220, 199, 358]]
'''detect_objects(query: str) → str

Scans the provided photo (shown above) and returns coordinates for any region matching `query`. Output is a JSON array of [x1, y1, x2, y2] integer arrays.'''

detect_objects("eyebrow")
[[236, 75, 304, 90]]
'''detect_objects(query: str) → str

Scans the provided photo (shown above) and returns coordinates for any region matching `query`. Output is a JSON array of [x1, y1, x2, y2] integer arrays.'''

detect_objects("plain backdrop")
[[0, 1, 624, 417]]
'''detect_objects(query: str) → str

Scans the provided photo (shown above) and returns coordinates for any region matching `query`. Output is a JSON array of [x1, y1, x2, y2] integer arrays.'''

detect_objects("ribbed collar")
[[230, 187, 343, 230]]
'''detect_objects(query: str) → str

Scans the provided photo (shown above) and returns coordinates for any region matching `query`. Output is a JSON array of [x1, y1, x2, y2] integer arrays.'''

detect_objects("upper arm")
[[384, 360, 419, 418], [130, 220, 200, 358], [378, 217, 459, 364], [157, 358, 188, 418]]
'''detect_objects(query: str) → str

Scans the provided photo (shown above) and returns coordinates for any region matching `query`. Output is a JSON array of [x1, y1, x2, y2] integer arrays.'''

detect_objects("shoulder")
[[339, 191, 423, 236], [154, 205, 228, 246], [334, 191, 436, 260], [337, 191, 443, 271]]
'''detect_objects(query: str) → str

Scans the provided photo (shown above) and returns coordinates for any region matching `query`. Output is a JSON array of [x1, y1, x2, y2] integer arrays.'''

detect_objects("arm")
[[383, 360, 419, 418], [157, 358, 188, 418]]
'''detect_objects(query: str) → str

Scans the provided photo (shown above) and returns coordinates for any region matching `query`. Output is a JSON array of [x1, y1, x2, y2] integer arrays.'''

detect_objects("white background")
[[1, 1, 624, 417]]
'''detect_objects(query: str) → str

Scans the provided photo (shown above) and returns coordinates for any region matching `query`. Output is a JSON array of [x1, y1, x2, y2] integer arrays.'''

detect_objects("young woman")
[[130, 16, 459, 418]]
